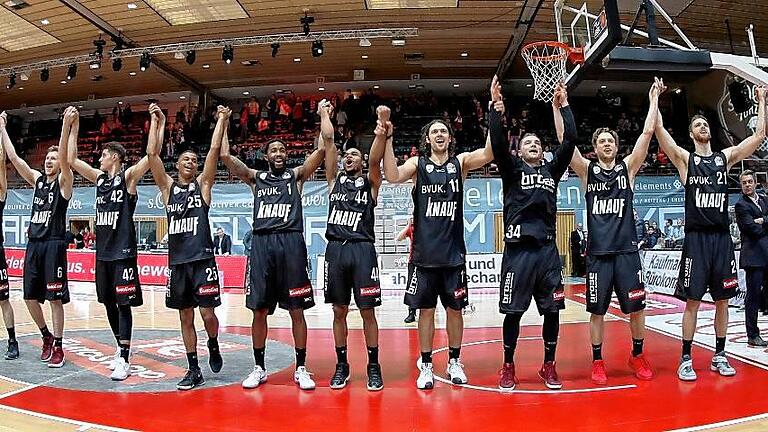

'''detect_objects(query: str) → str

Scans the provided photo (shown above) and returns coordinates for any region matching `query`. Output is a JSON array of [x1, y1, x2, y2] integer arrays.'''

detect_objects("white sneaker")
[[242, 365, 268, 389], [110, 358, 131, 381], [447, 358, 468, 384], [711, 354, 737, 377], [106, 347, 120, 371], [416, 363, 434, 389], [294, 366, 316, 390], [678, 356, 697, 381]]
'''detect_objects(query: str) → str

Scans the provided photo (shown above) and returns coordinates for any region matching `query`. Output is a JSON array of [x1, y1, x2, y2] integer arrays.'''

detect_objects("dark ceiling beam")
[[495, 0, 546, 80], [58, 0, 208, 95]]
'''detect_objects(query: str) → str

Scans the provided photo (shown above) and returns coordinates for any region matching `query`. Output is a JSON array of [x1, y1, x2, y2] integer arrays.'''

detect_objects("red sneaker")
[[498, 363, 518, 390], [628, 353, 654, 380], [48, 346, 65, 368], [591, 360, 608, 385], [40, 335, 54, 362], [538, 361, 562, 390]]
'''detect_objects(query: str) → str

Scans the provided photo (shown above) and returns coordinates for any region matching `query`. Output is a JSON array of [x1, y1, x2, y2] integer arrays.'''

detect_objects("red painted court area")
[[3, 320, 768, 431]]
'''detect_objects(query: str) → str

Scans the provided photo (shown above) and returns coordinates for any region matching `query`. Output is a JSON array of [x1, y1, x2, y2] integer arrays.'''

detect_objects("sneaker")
[[678, 355, 697, 381], [110, 358, 131, 381], [404, 311, 416, 324], [447, 358, 468, 384], [498, 363, 518, 390], [329, 363, 350, 389], [416, 362, 434, 390], [710, 353, 736, 377], [747, 336, 768, 347], [628, 354, 654, 380], [48, 346, 65, 368], [177, 368, 204, 390], [367, 363, 384, 391], [4, 340, 19, 360], [591, 360, 608, 385], [538, 361, 562, 390], [242, 365, 268, 389], [294, 366, 316, 390], [106, 347, 120, 371], [208, 340, 223, 374], [40, 335, 54, 362]]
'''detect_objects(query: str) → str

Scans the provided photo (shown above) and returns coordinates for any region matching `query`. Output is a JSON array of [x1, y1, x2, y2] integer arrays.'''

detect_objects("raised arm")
[[220, 117, 256, 186], [459, 75, 501, 176], [382, 131, 418, 184], [1, 112, 41, 186], [0, 113, 8, 200], [58, 107, 76, 200], [550, 88, 588, 180], [654, 107, 689, 176], [125, 105, 161, 191], [146, 104, 173, 202], [724, 86, 767, 168], [319, 99, 338, 187], [295, 125, 327, 184], [368, 105, 391, 193], [550, 84, 578, 180], [200, 106, 230, 197], [67, 108, 102, 184], [626, 78, 664, 177]]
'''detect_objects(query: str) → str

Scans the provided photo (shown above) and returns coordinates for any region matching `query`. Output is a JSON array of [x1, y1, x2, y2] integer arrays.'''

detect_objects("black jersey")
[[0, 199, 5, 244], [95, 172, 137, 261], [166, 180, 214, 265], [585, 161, 638, 254], [489, 106, 577, 245], [326, 172, 376, 242], [28, 176, 69, 241], [412, 155, 466, 268], [684, 152, 729, 232], [251, 169, 303, 234]]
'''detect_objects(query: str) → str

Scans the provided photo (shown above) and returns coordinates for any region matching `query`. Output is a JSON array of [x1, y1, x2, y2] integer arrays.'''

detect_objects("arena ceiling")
[[0, 0, 765, 109]]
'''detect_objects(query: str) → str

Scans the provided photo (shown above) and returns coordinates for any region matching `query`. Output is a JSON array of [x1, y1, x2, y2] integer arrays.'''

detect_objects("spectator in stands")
[[508, 117, 520, 150], [213, 227, 232, 256], [543, 144, 554, 162], [336, 106, 348, 133], [242, 229, 252, 256], [83, 226, 95, 249], [342, 130, 357, 152], [247, 97, 260, 132], [453, 110, 463, 132], [257, 116, 270, 135], [266, 94, 277, 122], [638, 226, 660, 249], [175, 106, 187, 125], [410, 146, 419, 157], [730, 211, 741, 249], [240, 105, 250, 142], [292, 97, 304, 137], [122, 104, 133, 125], [570, 223, 586, 277], [74, 228, 85, 249]]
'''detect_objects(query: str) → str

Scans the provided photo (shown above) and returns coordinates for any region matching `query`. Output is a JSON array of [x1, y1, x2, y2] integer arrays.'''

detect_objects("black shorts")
[[166, 257, 221, 310], [246, 231, 314, 313], [96, 258, 143, 307], [0, 248, 8, 302], [404, 264, 468, 311], [586, 252, 646, 315], [23, 239, 69, 304], [499, 242, 564, 315], [675, 231, 738, 302], [324, 241, 381, 309]]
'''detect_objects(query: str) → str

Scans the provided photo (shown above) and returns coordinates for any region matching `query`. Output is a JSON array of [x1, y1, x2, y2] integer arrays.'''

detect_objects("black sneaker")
[[208, 340, 223, 373], [404, 311, 416, 324], [367, 363, 384, 391], [4, 341, 19, 360], [329, 363, 350, 389], [177, 368, 205, 391]]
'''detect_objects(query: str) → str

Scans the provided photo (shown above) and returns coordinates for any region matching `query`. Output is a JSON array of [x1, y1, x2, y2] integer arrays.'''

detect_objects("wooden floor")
[[1, 279, 768, 431]]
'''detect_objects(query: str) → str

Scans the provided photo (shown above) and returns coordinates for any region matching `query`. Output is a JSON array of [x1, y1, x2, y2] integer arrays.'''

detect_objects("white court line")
[[667, 413, 768, 431], [0, 403, 139, 432]]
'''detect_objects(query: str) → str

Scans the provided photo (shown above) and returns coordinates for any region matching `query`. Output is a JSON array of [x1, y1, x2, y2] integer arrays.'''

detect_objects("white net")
[[522, 42, 569, 103]]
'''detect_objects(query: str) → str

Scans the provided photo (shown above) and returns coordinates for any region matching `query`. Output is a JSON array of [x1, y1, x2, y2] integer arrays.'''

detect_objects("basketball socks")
[[6, 327, 15, 343], [592, 344, 603, 361], [253, 347, 266, 369], [40, 326, 52, 338], [682, 339, 693, 358], [119, 343, 130, 362], [632, 338, 644, 357], [421, 351, 432, 364], [54, 337, 62, 348], [295, 348, 307, 368], [336, 346, 348, 364], [448, 347, 461, 360], [208, 337, 220, 355], [187, 352, 199, 370], [543, 312, 559, 362], [715, 337, 726, 354], [367, 346, 379, 364], [503, 314, 522, 364]]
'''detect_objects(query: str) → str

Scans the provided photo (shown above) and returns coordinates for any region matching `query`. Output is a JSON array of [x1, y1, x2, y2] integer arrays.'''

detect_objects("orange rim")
[[522, 41, 584, 64]]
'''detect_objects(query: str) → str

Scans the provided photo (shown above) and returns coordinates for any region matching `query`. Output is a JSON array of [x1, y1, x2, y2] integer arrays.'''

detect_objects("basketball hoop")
[[521, 41, 584, 103]]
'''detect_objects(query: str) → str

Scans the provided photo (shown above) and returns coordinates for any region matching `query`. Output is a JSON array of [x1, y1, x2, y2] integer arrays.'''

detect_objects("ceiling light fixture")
[[40, 68, 49, 81], [66, 63, 77, 80], [311, 40, 324, 57], [112, 57, 123, 71], [185, 50, 196, 65], [139, 52, 151, 71], [271, 42, 280, 58], [300, 12, 314, 36], [222, 45, 234, 64]]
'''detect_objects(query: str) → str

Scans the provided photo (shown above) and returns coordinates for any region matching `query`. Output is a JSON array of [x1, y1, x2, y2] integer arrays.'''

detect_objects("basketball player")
[[489, 83, 576, 390], [323, 103, 386, 391], [222, 101, 328, 391], [67, 105, 157, 380], [3, 106, 77, 367], [381, 77, 497, 389], [147, 105, 231, 390], [565, 78, 664, 385], [656, 86, 766, 381], [0, 113, 17, 360]]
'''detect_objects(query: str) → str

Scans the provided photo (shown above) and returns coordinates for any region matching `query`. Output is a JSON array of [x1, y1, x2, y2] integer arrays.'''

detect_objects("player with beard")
[[0, 113, 17, 360], [656, 86, 766, 382], [381, 77, 497, 389], [323, 103, 387, 391], [223, 100, 328, 391], [148, 105, 231, 390], [490, 84, 576, 390], [3, 107, 76, 367], [66, 105, 157, 380], [565, 78, 663, 385]]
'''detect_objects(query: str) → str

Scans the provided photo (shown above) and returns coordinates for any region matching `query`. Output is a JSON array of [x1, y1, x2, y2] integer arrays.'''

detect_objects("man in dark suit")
[[213, 227, 232, 256], [734, 170, 768, 347], [570, 223, 586, 277]]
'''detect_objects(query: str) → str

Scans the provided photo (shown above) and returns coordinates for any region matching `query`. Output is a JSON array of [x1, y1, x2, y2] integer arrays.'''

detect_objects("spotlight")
[[112, 57, 123, 71], [40, 68, 49, 82], [67, 64, 77, 80], [7, 73, 16, 89], [300, 13, 314, 36], [311, 40, 324, 57], [359, 38, 371, 47], [271, 42, 280, 58], [89, 59, 101, 70], [222, 45, 234, 64], [185, 50, 196, 65], [93, 37, 106, 57], [139, 52, 151, 71]]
